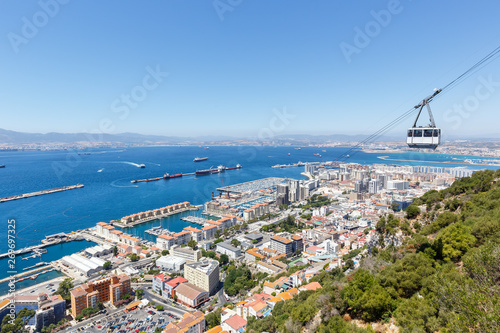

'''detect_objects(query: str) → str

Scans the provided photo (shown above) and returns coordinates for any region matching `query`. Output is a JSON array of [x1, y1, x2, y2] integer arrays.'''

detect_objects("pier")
[[0, 184, 84, 203]]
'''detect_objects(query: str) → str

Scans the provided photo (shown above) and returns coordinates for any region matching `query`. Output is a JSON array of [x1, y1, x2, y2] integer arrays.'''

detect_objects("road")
[[133, 283, 188, 317]]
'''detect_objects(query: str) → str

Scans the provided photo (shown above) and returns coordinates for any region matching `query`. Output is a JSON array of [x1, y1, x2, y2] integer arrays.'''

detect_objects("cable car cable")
[[333, 43, 500, 162]]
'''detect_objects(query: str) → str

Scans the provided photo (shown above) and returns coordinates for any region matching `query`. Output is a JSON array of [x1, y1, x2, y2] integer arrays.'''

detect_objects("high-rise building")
[[276, 184, 290, 206], [70, 274, 131, 317], [288, 179, 300, 203], [369, 179, 381, 194], [184, 259, 220, 295]]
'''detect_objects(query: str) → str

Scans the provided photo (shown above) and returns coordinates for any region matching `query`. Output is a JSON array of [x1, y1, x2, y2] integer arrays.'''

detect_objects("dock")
[[0, 184, 84, 203]]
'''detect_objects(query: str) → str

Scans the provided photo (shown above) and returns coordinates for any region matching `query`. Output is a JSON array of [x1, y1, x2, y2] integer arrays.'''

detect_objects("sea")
[[0, 145, 496, 295]]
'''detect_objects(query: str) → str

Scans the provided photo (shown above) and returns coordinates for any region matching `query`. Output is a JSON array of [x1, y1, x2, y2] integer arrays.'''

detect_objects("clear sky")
[[1, 1, 500, 139]]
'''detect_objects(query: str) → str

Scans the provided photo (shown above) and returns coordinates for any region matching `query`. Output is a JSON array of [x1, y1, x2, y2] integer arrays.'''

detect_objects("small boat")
[[194, 157, 208, 162], [139, 164, 146, 168]]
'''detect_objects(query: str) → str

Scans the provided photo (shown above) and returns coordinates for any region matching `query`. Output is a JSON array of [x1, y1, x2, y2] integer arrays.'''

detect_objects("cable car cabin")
[[407, 127, 440, 149]]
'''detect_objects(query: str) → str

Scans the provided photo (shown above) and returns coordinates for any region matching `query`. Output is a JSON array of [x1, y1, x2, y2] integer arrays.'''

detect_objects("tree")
[[129, 253, 139, 262], [54, 277, 74, 304], [219, 254, 229, 265], [205, 308, 222, 328], [405, 205, 420, 219], [187, 240, 198, 250], [161, 250, 169, 256], [231, 239, 241, 248], [113, 245, 118, 256], [437, 223, 476, 262], [103, 261, 112, 270], [156, 305, 164, 311], [391, 202, 400, 211], [75, 314, 83, 321], [135, 289, 144, 299]]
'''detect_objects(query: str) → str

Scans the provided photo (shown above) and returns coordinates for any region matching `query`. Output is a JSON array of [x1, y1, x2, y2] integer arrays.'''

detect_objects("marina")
[[0, 184, 84, 203], [180, 216, 209, 226]]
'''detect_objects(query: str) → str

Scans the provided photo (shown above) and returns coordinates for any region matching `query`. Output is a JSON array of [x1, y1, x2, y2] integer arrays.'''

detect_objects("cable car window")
[[407, 130, 413, 137], [433, 129, 440, 137], [414, 130, 422, 137], [424, 129, 433, 137]]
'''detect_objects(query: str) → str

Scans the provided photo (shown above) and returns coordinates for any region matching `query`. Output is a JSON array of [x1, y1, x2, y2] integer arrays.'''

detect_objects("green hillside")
[[247, 169, 500, 333]]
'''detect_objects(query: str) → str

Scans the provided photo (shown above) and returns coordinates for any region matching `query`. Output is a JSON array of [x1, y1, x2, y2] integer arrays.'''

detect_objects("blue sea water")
[[0, 145, 496, 255]]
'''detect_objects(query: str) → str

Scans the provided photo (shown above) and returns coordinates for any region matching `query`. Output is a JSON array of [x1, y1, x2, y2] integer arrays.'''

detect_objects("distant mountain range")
[[0, 128, 496, 146]]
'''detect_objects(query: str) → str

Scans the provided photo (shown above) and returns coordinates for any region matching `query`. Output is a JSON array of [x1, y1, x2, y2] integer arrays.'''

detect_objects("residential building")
[[216, 242, 241, 259], [270, 235, 293, 257], [163, 311, 205, 333], [221, 314, 247, 333], [184, 259, 220, 295], [70, 274, 130, 317], [170, 246, 202, 262]]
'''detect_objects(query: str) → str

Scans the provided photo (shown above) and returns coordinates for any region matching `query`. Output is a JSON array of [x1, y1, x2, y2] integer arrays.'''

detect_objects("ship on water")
[[225, 164, 241, 170], [139, 164, 146, 168], [0, 165, 5, 168], [195, 165, 225, 176], [194, 157, 208, 162], [163, 172, 183, 179]]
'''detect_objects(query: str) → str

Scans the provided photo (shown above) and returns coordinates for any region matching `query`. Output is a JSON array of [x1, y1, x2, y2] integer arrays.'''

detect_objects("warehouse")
[[61, 254, 105, 276]]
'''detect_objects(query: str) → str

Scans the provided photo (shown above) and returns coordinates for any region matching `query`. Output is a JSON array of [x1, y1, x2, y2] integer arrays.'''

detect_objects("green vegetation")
[[135, 289, 144, 299], [231, 239, 241, 248], [161, 250, 169, 256], [261, 215, 304, 233], [187, 239, 198, 250], [128, 253, 139, 261], [224, 264, 267, 296], [248, 170, 500, 332], [301, 194, 331, 209], [112, 245, 118, 256], [1, 308, 35, 333], [53, 277, 74, 305], [103, 261, 111, 270], [205, 308, 222, 329], [156, 305, 164, 311]]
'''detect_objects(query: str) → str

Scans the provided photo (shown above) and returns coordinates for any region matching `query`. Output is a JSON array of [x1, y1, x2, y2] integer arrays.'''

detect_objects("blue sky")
[[1, 1, 500, 139]]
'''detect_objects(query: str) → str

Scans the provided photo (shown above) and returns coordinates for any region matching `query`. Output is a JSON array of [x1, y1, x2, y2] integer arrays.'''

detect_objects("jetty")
[[0, 184, 84, 203]]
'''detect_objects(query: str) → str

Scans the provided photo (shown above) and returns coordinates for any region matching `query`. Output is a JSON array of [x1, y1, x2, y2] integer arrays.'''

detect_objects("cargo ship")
[[163, 173, 183, 179], [196, 165, 225, 176], [225, 164, 242, 170], [194, 157, 208, 162]]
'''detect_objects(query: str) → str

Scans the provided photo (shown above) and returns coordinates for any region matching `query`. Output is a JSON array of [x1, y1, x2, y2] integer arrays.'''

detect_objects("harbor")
[[0, 184, 84, 203]]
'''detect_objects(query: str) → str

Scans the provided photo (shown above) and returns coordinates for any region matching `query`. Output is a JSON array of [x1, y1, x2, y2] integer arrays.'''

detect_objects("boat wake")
[[97, 168, 104, 172], [110, 179, 139, 188], [122, 162, 143, 168]]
